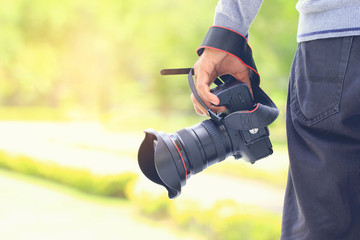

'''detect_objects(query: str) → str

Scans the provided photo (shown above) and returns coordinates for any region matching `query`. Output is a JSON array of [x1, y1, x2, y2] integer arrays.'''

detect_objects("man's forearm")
[[214, 0, 263, 37]]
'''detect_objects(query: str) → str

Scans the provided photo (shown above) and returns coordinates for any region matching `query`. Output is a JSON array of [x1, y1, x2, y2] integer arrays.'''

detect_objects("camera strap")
[[187, 70, 223, 122], [194, 26, 279, 130]]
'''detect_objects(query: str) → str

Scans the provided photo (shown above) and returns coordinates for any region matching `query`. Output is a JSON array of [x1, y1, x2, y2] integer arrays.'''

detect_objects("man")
[[191, 0, 360, 239]]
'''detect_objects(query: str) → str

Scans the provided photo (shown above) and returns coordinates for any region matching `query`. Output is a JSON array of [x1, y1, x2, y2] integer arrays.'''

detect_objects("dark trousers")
[[281, 36, 360, 240]]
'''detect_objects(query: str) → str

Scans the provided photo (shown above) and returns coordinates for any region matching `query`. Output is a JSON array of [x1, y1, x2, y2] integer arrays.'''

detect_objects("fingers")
[[190, 93, 226, 116], [192, 55, 228, 116], [196, 81, 219, 105], [192, 69, 220, 116], [191, 94, 207, 116]]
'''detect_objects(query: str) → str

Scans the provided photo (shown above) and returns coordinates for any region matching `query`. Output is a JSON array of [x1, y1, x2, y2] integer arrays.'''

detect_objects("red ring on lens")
[[169, 137, 188, 180]]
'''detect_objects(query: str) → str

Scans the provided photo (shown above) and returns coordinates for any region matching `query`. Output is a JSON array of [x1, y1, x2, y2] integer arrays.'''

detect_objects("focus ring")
[[201, 120, 226, 161]]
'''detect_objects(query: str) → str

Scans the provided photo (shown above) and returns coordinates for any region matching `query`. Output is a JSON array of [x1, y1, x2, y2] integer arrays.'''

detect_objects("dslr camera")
[[137, 26, 279, 199]]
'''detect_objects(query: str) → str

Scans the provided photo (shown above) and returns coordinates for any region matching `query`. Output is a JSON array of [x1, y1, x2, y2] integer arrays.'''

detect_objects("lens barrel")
[[138, 119, 232, 199]]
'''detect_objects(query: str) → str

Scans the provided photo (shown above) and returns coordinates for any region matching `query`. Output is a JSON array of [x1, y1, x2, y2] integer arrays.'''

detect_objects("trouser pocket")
[[290, 37, 352, 126]]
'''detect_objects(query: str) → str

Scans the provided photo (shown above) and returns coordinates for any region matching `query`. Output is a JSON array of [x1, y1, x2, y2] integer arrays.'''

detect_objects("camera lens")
[[138, 119, 232, 199]]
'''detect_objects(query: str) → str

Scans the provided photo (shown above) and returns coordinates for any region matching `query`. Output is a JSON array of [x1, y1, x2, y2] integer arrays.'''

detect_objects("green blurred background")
[[0, 0, 298, 239]]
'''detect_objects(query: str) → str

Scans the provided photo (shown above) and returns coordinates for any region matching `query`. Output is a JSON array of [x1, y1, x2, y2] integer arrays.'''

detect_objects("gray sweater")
[[214, 0, 360, 42]]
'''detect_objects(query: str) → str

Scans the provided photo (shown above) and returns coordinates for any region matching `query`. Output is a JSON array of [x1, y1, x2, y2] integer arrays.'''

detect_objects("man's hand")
[[191, 48, 252, 116]]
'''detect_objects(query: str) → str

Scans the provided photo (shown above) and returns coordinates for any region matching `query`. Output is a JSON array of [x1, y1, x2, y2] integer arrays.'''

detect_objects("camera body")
[[208, 74, 273, 163]]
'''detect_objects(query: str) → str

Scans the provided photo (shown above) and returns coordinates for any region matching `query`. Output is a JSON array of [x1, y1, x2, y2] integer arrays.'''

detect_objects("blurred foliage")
[[0, 150, 137, 198], [0, 106, 71, 121], [131, 191, 281, 240], [0, 0, 298, 129], [0, 0, 215, 113]]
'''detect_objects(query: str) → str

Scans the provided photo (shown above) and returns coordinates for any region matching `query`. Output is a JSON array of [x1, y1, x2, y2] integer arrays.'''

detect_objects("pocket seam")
[[290, 83, 340, 126], [289, 37, 352, 126]]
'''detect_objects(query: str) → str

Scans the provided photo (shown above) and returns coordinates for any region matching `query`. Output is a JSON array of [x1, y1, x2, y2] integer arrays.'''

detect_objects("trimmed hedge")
[[0, 151, 136, 198]]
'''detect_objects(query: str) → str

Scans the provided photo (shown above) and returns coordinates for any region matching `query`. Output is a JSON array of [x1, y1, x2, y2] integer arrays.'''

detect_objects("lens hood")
[[138, 129, 187, 199]]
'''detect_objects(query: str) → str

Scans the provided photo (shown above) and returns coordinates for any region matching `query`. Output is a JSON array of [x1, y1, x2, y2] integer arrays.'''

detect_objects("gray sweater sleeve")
[[214, 0, 263, 36]]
